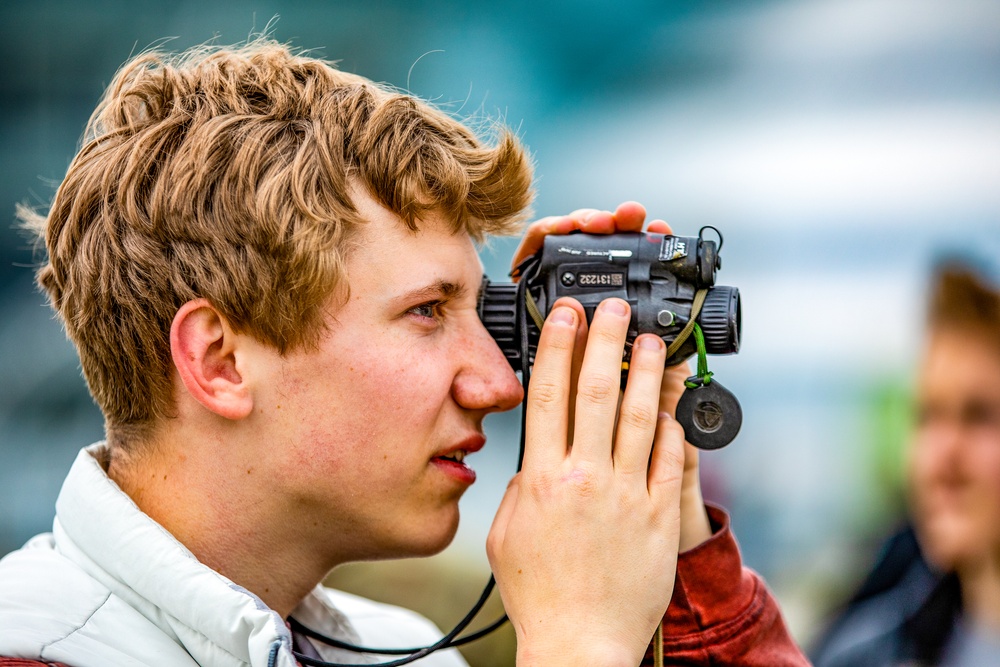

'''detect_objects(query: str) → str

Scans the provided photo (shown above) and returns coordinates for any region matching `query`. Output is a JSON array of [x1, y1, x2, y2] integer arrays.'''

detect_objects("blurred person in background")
[[0, 39, 807, 666], [812, 262, 1000, 666]]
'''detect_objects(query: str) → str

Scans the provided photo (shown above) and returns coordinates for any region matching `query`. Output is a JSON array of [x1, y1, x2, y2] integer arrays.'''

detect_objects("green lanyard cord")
[[684, 322, 713, 389]]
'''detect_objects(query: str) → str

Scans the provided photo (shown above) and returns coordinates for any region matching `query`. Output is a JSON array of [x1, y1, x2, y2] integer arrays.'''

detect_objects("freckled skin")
[[246, 193, 523, 563]]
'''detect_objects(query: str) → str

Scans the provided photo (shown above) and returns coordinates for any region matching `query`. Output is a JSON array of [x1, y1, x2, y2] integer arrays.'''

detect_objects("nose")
[[452, 318, 524, 413]]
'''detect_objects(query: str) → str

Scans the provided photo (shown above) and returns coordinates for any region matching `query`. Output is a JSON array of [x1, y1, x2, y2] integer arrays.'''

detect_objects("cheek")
[[291, 343, 453, 461], [907, 437, 939, 493], [969, 438, 1000, 507], [347, 343, 453, 415]]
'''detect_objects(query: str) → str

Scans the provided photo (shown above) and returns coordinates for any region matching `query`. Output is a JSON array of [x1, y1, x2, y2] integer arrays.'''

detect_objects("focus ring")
[[698, 286, 741, 355]]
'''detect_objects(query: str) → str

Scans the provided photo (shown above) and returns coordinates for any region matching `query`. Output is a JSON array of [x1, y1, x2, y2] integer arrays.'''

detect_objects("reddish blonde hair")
[[22, 40, 534, 446]]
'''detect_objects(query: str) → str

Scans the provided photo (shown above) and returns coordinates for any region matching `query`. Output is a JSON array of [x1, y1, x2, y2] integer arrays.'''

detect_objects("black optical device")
[[479, 228, 740, 372], [479, 227, 743, 450]]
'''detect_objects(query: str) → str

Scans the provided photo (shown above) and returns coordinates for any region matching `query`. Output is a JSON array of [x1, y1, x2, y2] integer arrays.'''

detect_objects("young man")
[[0, 41, 806, 666], [812, 264, 1000, 666]]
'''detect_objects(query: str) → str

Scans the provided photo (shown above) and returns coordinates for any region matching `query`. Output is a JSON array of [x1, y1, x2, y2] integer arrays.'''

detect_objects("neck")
[[107, 428, 336, 618], [957, 551, 1000, 633]]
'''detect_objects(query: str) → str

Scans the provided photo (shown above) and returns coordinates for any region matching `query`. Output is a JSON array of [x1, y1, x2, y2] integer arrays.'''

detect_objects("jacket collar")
[[53, 444, 362, 667]]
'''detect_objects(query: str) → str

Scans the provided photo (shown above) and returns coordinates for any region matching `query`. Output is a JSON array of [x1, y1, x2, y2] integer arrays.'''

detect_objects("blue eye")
[[409, 302, 441, 320]]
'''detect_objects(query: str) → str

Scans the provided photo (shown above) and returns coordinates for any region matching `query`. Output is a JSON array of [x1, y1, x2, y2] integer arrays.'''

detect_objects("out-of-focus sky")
[[1, 0, 998, 645]]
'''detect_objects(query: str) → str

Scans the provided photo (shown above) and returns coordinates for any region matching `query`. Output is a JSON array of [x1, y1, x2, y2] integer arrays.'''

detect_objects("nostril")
[[452, 341, 524, 412], [453, 369, 523, 412]]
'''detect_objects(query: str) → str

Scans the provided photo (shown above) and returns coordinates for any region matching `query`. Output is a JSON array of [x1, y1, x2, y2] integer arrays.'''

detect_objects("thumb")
[[487, 473, 522, 566]]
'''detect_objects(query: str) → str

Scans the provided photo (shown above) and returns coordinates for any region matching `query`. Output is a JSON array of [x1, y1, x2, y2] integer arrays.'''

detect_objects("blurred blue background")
[[2, 0, 999, 654]]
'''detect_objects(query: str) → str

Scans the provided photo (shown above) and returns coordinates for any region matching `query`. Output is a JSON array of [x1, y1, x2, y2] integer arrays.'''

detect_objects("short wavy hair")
[[927, 261, 1000, 354], [22, 39, 534, 446]]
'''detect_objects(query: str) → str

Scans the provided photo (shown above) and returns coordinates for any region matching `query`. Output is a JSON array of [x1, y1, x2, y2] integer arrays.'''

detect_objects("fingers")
[[550, 297, 589, 445], [646, 412, 687, 502], [678, 442, 713, 551], [653, 358, 711, 547], [511, 202, 666, 273], [657, 361, 703, 494], [646, 219, 673, 235], [549, 297, 589, 370], [570, 299, 632, 463], [614, 334, 668, 476], [610, 201, 646, 232], [659, 360, 693, 414], [683, 440, 701, 480], [511, 215, 577, 271], [522, 304, 579, 472]]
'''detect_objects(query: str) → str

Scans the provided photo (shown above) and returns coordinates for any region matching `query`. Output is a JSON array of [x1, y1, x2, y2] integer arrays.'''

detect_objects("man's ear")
[[170, 299, 254, 421]]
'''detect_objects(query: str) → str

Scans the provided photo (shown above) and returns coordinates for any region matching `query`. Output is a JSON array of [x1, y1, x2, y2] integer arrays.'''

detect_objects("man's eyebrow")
[[391, 280, 468, 305]]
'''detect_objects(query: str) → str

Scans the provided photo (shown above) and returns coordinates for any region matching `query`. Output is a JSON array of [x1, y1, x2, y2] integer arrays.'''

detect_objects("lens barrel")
[[478, 280, 522, 367], [480, 280, 742, 369], [699, 286, 741, 355]]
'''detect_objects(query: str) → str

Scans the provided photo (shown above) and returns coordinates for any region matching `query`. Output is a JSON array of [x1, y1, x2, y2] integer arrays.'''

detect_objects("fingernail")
[[550, 307, 576, 326], [638, 335, 663, 351], [659, 411, 673, 421], [601, 299, 627, 316]]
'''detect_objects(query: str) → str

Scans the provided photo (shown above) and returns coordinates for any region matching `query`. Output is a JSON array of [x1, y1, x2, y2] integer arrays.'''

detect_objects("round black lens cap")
[[675, 379, 743, 450]]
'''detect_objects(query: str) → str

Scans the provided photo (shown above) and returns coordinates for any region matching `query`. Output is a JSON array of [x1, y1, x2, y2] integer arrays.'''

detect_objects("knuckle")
[[525, 465, 602, 501], [618, 403, 657, 431], [541, 325, 576, 351], [505, 472, 522, 491], [592, 325, 624, 347], [528, 380, 564, 412], [524, 469, 557, 498], [614, 485, 643, 513], [630, 348, 667, 374], [663, 417, 686, 438], [563, 464, 600, 499], [658, 416, 687, 446], [526, 219, 551, 233], [658, 444, 686, 483], [485, 532, 499, 560], [577, 373, 618, 405]]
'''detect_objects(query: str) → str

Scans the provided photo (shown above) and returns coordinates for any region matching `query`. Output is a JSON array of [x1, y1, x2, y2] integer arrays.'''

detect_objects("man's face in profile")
[[245, 192, 524, 563], [909, 328, 1000, 572]]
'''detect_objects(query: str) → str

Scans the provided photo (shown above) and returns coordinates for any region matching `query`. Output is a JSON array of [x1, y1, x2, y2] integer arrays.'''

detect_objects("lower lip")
[[431, 457, 477, 485]]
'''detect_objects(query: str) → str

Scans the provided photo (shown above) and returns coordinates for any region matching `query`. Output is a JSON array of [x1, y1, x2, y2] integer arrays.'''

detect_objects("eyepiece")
[[478, 279, 522, 369], [698, 286, 741, 355]]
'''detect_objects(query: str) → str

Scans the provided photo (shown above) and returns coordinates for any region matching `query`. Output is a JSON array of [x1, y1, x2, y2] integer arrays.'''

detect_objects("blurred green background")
[[2, 0, 999, 664]]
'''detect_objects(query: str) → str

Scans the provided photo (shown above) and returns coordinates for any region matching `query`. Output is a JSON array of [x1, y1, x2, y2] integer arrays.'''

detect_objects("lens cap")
[[675, 379, 743, 450]]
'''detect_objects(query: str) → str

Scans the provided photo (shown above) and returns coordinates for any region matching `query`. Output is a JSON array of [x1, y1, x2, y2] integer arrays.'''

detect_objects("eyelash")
[[408, 301, 445, 321]]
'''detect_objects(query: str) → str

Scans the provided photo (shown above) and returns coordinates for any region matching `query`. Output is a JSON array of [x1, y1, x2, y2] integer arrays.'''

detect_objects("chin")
[[917, 518, 976, 572], [384, 509, 462, 559]]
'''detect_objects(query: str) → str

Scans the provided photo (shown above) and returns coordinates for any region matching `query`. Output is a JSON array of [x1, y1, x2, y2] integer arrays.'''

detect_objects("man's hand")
[[510, 201, 671, 271], [487, 299, 686, 667], [512, 202, 714, 553]]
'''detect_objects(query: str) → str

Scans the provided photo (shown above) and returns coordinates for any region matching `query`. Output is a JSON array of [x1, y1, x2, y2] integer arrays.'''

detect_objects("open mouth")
[[431, 449, 476, 484]]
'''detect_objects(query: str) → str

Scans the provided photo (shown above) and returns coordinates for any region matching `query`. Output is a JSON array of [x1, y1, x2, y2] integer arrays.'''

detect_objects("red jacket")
[[645, 505, 810, 666]]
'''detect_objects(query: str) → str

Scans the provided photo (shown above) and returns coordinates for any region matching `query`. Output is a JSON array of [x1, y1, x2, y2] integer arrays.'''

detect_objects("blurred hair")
[[19, 39, 534, 448], [927, 261, 1000, 353]]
